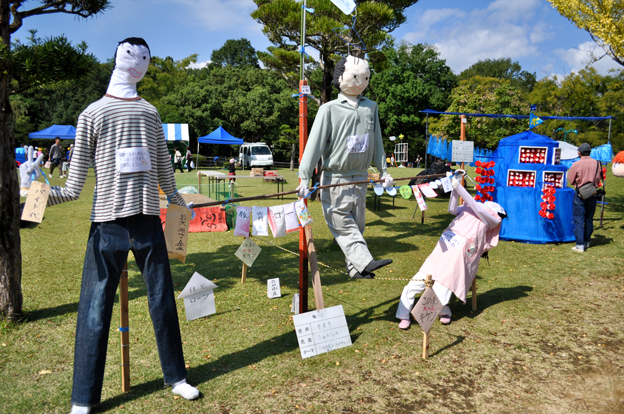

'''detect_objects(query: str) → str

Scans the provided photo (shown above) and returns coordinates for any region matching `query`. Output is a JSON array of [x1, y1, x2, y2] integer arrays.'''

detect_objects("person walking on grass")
[[48, 137, 65, 178], [174, 147, 184, 173]]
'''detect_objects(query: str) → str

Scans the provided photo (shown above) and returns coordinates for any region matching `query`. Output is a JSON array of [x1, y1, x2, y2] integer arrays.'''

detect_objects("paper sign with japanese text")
[[411, 185, 428, 211], [440, 176, 453, 193], [192, 206, 227, 232], [234, 206, 251, 237], [418, 183, 438, 198], [252, 206, 269, 236], [177, 272, 218, 321], [291, 293, 300, 314], [267, 278, 281, 298], [411, 287, 444, 334], [283, 202, 300, 233], [164, 203, 191, 263], [235, 237, 261, 267], [21, 181, 50, 223], [268, 205, 286, 237], [293, 305, 352, 359]]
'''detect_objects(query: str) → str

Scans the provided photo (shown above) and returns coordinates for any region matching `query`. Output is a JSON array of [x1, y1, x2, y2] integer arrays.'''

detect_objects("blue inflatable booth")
[[489, 130, 574, 243]]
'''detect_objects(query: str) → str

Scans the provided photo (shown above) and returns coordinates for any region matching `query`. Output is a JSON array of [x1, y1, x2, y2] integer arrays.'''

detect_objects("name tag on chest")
[[347, 133, 369, 153], [116, 147, 152, 173], [440, 230, 466, 250]]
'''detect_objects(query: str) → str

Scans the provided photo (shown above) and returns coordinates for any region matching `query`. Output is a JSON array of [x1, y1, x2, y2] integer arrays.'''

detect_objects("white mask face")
[[114, 43, 150, 83], [339, 56, 370, 96]]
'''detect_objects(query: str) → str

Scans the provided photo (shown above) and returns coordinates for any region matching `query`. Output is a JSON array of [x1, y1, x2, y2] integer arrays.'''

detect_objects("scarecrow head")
[[333, 55, 370, 96], [612, 150, 624, 178], [107, 37, 151, 98]]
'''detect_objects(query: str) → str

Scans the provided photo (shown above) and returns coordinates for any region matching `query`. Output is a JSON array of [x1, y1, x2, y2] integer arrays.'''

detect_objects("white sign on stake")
[[235, 237, 261, 267], [293, 305, 352, 359], [451, 140, 474, 163], [177, 272, 218, 321], [291, 293, 300, 314], [267, 278, 281, 298]]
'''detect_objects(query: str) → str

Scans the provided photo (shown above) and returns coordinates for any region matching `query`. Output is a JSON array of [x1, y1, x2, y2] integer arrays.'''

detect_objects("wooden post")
[[304, 225, 324, 310], [422, 274, 433, 360], [241, 263, 248, 284], [471, 278, 477, 312], [197, 171, 202, 195], [119, 261, 130, 392]]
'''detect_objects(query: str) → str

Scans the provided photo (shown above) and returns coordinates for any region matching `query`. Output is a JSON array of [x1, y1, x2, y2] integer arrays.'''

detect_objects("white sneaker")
[[571, 245, 585, 253], [172, 381, 200, 400], [70, 405, 90, 414]]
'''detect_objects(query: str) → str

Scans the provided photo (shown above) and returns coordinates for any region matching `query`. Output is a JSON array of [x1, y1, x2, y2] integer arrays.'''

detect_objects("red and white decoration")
[[474, 160, 496, 202], [539, 185, 556, 220]]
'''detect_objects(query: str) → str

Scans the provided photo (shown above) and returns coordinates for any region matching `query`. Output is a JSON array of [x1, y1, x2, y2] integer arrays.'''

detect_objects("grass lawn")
[[2, 164, 623, 413]]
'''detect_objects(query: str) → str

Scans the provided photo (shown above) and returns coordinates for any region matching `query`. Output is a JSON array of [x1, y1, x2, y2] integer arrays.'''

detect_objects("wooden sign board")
[[164, 204, 191, 263], [452, 140, 474, 163], [293, 305, 352, 359], [21, 181, 50, 223], [411, 287, 444, 334]]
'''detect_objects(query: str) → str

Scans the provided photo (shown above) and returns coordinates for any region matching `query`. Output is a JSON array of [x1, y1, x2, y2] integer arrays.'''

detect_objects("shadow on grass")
[[96, 297, 397, 412], [450, 285, 534, 322]]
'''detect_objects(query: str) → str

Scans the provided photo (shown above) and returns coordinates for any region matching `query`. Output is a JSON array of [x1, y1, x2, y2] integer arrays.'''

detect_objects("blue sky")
[[17, 0, 621, 79]]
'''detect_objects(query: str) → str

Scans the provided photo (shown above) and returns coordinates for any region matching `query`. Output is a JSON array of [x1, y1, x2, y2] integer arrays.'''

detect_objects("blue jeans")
[[573, 194, 597, 247], [71, 214, 187, 407]]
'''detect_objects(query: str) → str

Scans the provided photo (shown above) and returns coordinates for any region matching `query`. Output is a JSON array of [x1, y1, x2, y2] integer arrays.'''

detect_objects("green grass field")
[[2, 164, 623, 413]]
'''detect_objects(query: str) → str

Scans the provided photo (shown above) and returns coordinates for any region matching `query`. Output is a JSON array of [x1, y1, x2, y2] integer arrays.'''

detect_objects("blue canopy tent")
[[196, 126, 243, 157], [489, 130, 575, 243], [29, 125, 76, 139]]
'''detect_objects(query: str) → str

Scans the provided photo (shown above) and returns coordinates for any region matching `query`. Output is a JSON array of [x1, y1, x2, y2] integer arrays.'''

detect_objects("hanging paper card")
[[418, 183, 438, 198], [190, 206, 227, 232], [177, 272, 218, 321], [235, 237, 261, 267], [284, 202, 300, 233], [234, 206, 251, 237], [330, 0, 356, 15], [21, 181, 50, 223], [429, 181, 439, 189], [267, 278, 281, 298], [399, 185, 412, 199], [411, 287, 443, 334], [164, 203, 191, 263], [386, 187, 397, 196], [373, 184, 384, 196], [252, 206, 269, 236], [411, 185, 428, 211], [268, 205, 286, 237], [295, 199, 313, 226], [440, 176, 453, 193]]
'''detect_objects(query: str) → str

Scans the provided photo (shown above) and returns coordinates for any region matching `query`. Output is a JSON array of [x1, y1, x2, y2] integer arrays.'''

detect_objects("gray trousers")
[[320, 173, 374, 276]]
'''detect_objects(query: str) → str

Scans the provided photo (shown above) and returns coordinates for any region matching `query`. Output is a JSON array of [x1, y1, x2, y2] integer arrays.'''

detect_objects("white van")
[[239, 143, 273, 168]]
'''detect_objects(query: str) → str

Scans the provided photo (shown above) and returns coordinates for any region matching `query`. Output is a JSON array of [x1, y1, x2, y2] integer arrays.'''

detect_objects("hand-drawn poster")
[[268, 205, 286, 237], [411, 185, 428, 211], [293, 305, 352, 359], [418, 183, 438, 198], [177, 272, 218, 321], [411, 287, 444, 334], [191, 206, 227, 232], [295, 199, 313, 226], [283, 202, 300, 233]]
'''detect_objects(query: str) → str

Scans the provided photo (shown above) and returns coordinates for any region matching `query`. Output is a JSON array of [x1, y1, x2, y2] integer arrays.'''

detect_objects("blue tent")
[[490, 130, 574, 243], [29, 125, 76, 139], [198, 126, 243, 145]]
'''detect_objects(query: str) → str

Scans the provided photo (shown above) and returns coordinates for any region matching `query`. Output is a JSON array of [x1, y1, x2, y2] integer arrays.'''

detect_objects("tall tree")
[[210, 38, 260, 68], [429, 77, 528, 149], [458, 57, 536, 93], [0, 0, 110, 321], [369, 42, 457, 161], [251, 0, 421, 104], [547, 0, 624, 66]]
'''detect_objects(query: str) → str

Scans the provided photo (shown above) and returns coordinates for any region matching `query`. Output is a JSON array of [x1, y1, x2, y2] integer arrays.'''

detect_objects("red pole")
[[298, 80, 309, 313]]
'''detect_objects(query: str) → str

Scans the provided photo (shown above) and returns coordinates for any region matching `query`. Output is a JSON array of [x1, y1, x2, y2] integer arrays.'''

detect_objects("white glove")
[[19, 146, 44, 197], [186, 202, 196, 220], [451, 169, 465, 189], [382, 174, 394, 188], [296, 183, 310, 198]]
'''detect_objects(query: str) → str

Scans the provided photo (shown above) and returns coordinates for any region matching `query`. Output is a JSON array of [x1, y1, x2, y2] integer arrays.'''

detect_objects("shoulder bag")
[[576, 161, 600, 200]]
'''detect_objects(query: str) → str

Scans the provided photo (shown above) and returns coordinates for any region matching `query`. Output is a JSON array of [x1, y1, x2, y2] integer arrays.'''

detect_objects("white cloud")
[[188, 60, 210, 69], [551, 41, 623, 77]]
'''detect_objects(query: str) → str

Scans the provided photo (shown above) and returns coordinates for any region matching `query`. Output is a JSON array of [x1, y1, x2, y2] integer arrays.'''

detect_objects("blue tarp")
[[198, 126, 243, 145], [29, 125, 76, 139], [490, 130, 574, 243]]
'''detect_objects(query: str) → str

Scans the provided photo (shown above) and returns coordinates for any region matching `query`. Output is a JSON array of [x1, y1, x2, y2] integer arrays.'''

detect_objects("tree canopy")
[[458, 58, 536, 93], [547, 0, 624, 66], [210, 38, 260, 68]]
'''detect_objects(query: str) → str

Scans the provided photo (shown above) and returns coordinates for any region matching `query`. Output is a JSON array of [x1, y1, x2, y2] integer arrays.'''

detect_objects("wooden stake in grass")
[[471, 278, 477, 312], [304, 225, 324, 310], [422, 274, 433, 360], [119, 261, 130, 392]]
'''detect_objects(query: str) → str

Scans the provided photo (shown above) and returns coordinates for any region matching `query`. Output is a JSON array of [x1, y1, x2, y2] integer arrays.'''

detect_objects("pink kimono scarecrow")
[[396, 171, 507, 329]]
